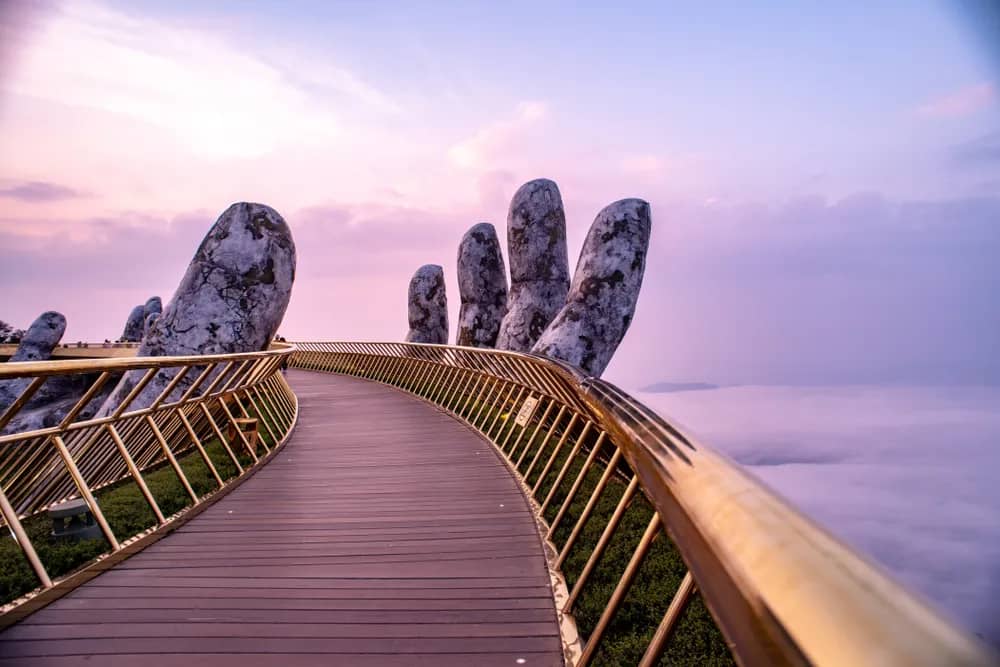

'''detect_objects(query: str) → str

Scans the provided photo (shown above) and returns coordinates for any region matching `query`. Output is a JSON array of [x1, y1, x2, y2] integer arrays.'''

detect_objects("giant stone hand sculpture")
[[456, 223, 508, 348], [532, 198, 651, 377], [405, 264, 449, 344], [406, 178, 651, 377], [98, 202, 296, 416], [0, 311, 67, 411], [120, 304, 145, 342], [143, 296, 162, 321], [495, 179, 570, 352]]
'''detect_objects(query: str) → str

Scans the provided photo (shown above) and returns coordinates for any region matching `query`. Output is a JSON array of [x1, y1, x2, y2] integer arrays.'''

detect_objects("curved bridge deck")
[[0, 371, 563, 666]]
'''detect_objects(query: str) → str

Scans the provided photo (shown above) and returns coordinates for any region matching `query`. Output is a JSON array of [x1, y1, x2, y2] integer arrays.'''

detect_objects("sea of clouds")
[[631, 384, 1000, 645]]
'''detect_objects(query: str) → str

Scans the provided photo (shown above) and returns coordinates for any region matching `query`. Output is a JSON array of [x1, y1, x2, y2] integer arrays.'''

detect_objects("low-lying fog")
[[632, 383, 1000, 645]]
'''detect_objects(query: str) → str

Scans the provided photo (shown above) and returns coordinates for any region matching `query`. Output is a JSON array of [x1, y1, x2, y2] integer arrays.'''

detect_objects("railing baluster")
[[0, 376, 46, 432], [147, 415, 199, 504], [531, 413, 579, 495], [198, 404, 244, 474], [50, 435, 120, 550], [555, 447, 624, 568], [638, 571, 696, 667], [564, 475, 640, 610], [540, 422, 593, 514], [105, 422, 166, 524], [577, 513, 661, 666], [0, 484, 51, 587], [524, 405, 567, 481], [177, 408, 224, 487], [547, 432, 608, 539]]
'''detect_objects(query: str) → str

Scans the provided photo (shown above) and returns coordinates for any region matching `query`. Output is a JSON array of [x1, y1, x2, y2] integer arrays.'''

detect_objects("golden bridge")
[[0, 342, 993, 665]]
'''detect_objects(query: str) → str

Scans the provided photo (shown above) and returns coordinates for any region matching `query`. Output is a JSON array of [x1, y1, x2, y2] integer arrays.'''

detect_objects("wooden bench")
[[227, 417, 259, 457]]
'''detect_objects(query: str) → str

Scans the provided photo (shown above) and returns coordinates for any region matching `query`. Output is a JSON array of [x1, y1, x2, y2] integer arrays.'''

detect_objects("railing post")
[[50, 435, 120, 550], [0, 484, 51, 588]]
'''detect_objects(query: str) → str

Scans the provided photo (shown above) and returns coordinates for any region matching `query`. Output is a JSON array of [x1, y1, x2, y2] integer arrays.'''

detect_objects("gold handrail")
[[0, 342, 298, 614], [290, 341, 995, 667]]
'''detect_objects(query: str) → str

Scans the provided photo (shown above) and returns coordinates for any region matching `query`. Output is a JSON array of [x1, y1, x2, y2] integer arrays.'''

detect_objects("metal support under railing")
[[0, 344, 298, 615], [291, 341, 995, 667]]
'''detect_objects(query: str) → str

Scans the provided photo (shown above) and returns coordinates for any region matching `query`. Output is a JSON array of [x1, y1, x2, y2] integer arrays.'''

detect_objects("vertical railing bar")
[[564, 475, 641, 610], [197, 361, 237, 399], [637, 571, 697, 667], [0, 484, 52, 587], [146, 415, 199, 504], [577, 514, 662, 667], [149, 365, 193, 411], [258, 376, 290, 428], [50, 435, 120, 550], [263, 375, 293, 424], [236, 391, 276, 452], [111, 367, 160, 419], [172, 363, 218, 405], [489, 385, 525, 441], [515, 399, 555, 468], [105, 422, 166, 524], [430, 365, 459, 406], [499, 391, 533, 451], [547, 431, 609, 538], [470, 375, 502, 430], [0, 376, 47, 432], [250, 385, 284, 445], [540, 421, 593, 514], [198, 403, 245, 475], [217, 397, 259, 464], [505, 395, 546, 457], [555, 448, 625, 568], [524, 405, 568, 481], [474, 377, 507, 431], [177, 409, 224, 487], [482, 382, 516, 437], [265, 375, 295, 426], [457, 366, 487, 418], [56, 372, 113, 430]]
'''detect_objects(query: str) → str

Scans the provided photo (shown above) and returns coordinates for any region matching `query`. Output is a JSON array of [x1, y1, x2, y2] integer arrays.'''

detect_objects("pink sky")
[[2, 1, 998, 388]]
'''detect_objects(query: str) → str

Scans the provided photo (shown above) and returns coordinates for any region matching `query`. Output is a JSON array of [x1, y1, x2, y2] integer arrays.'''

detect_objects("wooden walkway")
[[0, 370, 563, 666]]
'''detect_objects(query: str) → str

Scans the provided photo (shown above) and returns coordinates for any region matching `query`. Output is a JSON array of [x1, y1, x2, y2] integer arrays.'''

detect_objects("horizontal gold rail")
[[0, 343, 298, 614], [0, 342, 140, 360], [291, 341, 995, 667]]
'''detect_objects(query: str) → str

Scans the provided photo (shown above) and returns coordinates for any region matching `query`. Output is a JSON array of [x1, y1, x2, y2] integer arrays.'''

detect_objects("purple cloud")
[[952, 131, 1000, 166], [0, 181, 85, 202]]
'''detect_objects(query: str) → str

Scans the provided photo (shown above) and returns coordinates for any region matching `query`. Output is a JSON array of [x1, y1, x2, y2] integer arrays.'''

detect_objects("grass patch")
[[0, 438, 241, 606]]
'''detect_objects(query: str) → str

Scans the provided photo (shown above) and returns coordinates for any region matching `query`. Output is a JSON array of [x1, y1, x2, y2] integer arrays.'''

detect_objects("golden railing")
[[0, 344, 298, 616], [291, 341, 994, 667]]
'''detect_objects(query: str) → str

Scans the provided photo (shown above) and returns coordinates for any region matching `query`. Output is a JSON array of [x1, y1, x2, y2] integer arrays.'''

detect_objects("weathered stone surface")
[[143, 296, 162, 320], [0, 311, 67, 411], [98, 202, 296, 416], [0, 311, 103, 434], [121, 304, 145, 342], [143, 312, 159, 338], [8, 311, 65, 363], [532, 198, 651, 377], [456, 223, 508, 348], [496, 179, 570, 351], [405, 264, 448, 344], [1, 373, 115, 434]]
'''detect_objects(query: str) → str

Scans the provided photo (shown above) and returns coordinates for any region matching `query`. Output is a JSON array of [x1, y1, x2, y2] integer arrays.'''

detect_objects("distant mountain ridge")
[[640, 381, 719, 393]]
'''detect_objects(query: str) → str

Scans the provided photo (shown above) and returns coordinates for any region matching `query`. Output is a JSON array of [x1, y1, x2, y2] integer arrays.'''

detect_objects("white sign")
[[514, 397, 538, 427]]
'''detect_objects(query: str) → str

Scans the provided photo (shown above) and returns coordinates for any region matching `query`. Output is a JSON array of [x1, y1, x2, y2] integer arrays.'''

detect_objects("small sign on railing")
[[514, 396, 538, 427]]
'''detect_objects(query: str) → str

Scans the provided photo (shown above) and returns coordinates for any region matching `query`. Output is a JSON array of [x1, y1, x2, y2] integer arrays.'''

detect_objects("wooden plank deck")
[[0, 370, 563, 666]]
